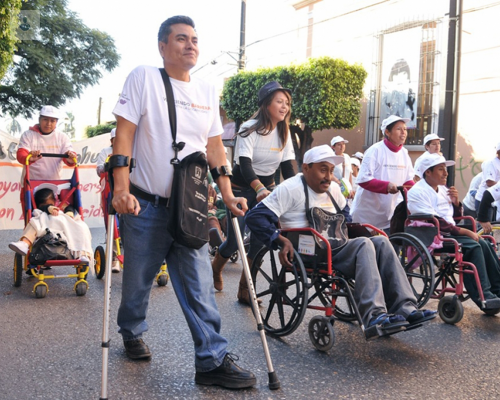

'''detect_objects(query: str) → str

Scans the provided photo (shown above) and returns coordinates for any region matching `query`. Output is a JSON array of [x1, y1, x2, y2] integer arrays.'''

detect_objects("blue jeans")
[[218, 187, 263, 260], [117, 197, 228, 371]]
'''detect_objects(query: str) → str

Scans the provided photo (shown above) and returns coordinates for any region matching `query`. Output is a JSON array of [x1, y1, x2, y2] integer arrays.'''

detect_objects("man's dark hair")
[[34, 188, 55, 208], [158, 16, 195, 43]]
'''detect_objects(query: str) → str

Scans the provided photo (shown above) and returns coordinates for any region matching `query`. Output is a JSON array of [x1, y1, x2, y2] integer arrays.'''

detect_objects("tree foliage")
[[0, 0, 23, 80], [0, 0, 120, 118], [221, 57, 367, 164], [85, 121, 115, 138]]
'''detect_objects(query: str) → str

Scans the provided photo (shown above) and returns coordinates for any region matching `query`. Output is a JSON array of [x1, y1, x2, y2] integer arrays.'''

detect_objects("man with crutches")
[[107, 15, 256, 390]]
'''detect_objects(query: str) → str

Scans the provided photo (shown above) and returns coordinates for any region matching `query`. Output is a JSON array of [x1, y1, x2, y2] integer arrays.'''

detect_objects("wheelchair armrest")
[[454, 215, 476, 232], [407, 214, 435, 220]]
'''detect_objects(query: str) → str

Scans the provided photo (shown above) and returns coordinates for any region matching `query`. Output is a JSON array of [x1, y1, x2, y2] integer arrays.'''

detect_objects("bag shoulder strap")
[[300, 175, 342, 214], [159, 68, 185, 164]]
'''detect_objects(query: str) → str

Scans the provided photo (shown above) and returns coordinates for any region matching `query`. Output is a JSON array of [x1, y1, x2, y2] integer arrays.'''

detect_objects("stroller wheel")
[[14, 254, 23, 287], [34, 283, 48, 299], [94, 246, 106, 280], [75, 281, 88, 296]]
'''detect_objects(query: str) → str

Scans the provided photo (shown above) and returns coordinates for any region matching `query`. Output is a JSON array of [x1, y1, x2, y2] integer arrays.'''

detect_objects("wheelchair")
[[403, 214, 500, 324], [14, 153, 90, 298], [93, 161, 169, 286], [249, 223, 432, 352]]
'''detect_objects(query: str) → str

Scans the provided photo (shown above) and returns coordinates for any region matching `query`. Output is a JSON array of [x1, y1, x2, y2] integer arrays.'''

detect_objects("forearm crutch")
[[230, 211, 280, 390]]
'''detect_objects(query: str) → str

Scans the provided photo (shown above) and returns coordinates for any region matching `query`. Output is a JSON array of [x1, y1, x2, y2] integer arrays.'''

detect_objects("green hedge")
[[85, 122, 116, 138]]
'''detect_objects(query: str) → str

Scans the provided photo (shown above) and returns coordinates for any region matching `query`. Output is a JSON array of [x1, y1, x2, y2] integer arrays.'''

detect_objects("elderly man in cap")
[[17, 105, 77, 180], [351, 115, 415, 232], [408, 152, 500, 311], [246, 145, 436, 340]]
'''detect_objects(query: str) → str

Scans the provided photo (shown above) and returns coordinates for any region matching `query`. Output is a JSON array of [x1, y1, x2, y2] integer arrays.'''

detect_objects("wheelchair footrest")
[[364, 322, 407, 341]]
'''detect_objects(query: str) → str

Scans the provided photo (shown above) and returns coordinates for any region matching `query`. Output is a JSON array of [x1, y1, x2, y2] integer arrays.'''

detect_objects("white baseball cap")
[[423, 133, 445, 146], [110, 128, 116, 139], [351, 158, 360, 168], [303, 145, 344, 166], [39, 105, 59, 119], [380, 115, 410, 133], [330, 135, 349, 146], [414, 153, 455, 179], [352, 151, 364, 160], [496, 142, 500, 151]]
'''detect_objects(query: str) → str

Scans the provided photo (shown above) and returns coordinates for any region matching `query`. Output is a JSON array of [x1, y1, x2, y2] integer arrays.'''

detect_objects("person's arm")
[[96, 148, 108, 176], [279, 159, 295, 180], [239, 156, 271, 202], [207, 135, 246, 217], [111, 116, 140, 215], [245, 202, 294, 267]]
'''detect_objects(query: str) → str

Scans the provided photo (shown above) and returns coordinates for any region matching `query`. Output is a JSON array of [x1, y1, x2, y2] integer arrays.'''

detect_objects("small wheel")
[[14, 254, 23, 287], [483, 308, 500, 316], [314, 275, 357, 322], [308, 316, 335, 352], [230, 251, 239, 263], [389, 233, 435, 308], [157, 274, 169, 287], [75, 282, 88, 296], [438, 295, 464, 324], [34, 284, 47, 299], [251, 245, 308, 337], [94, 246, 106, 280]]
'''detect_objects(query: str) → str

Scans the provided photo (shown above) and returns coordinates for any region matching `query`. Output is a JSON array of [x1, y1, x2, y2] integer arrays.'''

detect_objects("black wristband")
[[210, 167, 220, 181]]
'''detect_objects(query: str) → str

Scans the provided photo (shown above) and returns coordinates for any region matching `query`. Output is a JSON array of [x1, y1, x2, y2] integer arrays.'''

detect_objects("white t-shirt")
[[96, 146, 113, 176], [234, 119, 295, 176], [350, 140, 414, 229], [333, 153, 352, 181], [462, 172, 483, 210], [407, 179, 455, 225], [18, 128, 73, 180], [112, 65, 223, 198], [476, 157, 500, 202], [263, 174, 346, 229]]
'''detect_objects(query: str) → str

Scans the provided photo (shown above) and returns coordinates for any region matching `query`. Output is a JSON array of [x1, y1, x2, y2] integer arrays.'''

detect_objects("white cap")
[[423, 133, 444, 146], [330, 135, 349, 146], [303, 145, 344, 166], [414, 153, 455, 179], [39, 105, 59, 119], [380, 115, 410, 133], [351, 158, 360, 168], [352, 151, 364, 160], [496, 142, 500, 151], [110, 128, 116, 139], [33, 183, 59, 196]]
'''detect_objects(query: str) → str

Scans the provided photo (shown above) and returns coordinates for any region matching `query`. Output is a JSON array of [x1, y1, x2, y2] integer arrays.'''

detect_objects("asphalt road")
[[1, 227, 500, 400]]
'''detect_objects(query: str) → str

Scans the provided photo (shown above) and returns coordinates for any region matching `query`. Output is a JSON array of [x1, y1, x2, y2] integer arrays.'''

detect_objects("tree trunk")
[[290, 125, 314, 171]]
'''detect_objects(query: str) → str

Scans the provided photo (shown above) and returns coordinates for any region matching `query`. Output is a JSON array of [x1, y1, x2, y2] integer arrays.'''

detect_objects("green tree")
[[85, 121, 115, 138], [221, 57, 367, 165], [0, 0, 120, 118], [0, 0, 22, 80]]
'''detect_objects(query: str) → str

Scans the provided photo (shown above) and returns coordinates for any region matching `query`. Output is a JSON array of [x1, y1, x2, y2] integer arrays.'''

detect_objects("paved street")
[[1, 227, 500, 400]]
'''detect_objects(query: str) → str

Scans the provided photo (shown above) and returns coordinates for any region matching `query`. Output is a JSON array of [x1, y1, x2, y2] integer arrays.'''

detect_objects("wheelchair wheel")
[[34, 284, 48, 299], [308, 316, 335, 352], [14, 254, 23, 287], [75, 281, 88, 296], [389, 233, 435, 308], [438, 295, 464, 324], [251, 246, 309, 337], [314, 275, 357, 322], [94, 246, 106, 280], [230, 251, 239, 263]]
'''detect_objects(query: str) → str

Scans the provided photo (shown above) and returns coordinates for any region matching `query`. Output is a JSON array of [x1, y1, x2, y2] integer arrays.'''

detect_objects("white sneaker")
[[9, 241, 29, 255], [80, 255, 90, 264], [112, 260, 121, 273]]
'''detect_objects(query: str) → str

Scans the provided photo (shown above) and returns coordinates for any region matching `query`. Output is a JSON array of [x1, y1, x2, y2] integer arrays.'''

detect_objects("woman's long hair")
[[238, 90, 292, 150]]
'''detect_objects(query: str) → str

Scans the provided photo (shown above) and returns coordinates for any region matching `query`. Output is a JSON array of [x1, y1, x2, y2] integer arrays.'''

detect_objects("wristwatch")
[[210, 165, 233, 180]]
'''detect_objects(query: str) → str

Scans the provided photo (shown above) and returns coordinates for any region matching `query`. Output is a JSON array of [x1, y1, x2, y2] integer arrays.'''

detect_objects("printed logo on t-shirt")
[[119, 93, 131, 105], [175, 99, 211, 114], [383, 163, 406, 170]]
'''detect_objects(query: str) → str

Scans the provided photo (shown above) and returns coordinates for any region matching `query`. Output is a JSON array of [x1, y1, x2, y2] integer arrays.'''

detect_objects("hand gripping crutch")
[[100, 157, 135, 400], [230, 208, 281, 390]]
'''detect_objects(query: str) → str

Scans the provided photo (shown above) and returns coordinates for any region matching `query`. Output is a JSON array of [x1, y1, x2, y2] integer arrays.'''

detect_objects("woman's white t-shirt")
[[263, 174, 346, 229], [112, 65, 223, 198], [350, 140, 414, 229], [333, 153, 352, 181], [234, 119, 295, 176]]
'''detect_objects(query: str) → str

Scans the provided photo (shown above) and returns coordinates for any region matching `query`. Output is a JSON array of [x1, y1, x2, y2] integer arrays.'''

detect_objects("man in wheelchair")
[[409, 152, 500, 310], [246, 145, 436, 340]]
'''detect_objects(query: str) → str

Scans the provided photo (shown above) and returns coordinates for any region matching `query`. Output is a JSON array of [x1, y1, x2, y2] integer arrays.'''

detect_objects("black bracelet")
[[210, 167, 220, 181]]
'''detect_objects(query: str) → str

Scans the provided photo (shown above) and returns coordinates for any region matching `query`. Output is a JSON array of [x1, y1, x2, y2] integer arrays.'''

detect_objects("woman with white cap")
[[212, 81, 296, 305], [350, 115, 414, 232], [408, 152, 500, 311]]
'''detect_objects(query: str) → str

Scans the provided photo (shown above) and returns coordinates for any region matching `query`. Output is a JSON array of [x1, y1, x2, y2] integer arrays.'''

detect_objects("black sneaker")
[[195, 353, 256, 389], [123, 338, 152, 360]]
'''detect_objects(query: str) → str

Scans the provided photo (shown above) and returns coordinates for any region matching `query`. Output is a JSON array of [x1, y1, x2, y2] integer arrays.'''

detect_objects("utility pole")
[[441, 0, 463, 186], [97, 97, 102, 125], [238, 0, 246, 71]]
